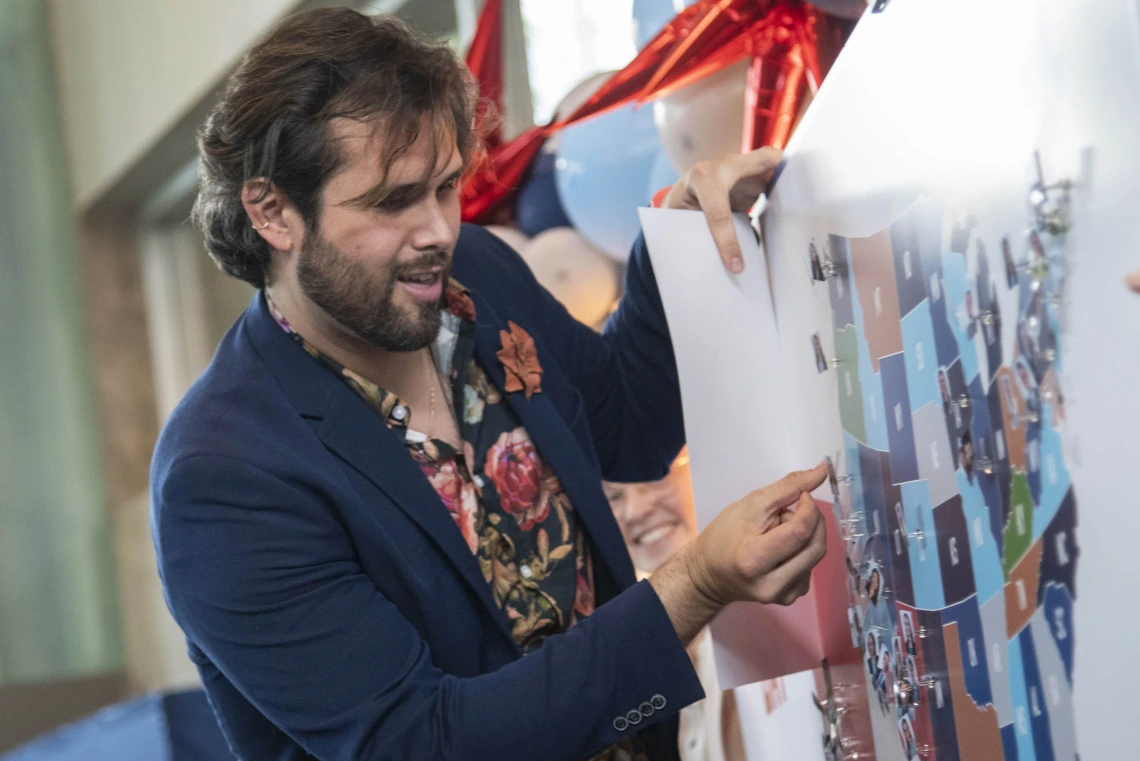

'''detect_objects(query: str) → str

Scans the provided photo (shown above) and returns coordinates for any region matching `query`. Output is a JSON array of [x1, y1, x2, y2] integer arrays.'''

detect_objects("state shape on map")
[[973, 246, 1005, 383], [913, 402, 958, 507], [915, 608, 960, 758], [880, 353, 920, 484], [937, 249, 982, 384], [1038, 488, 1078, 605], [901, 480, 946, 611], [900, 299, 943, 416], [890, 209, 930, 319], [965, 372, 1008, 558], [943, 619, 1005, 760], [957, 470, 1005, 603], [1017, 627, 1058, 761], [993, 366, 1028, 472], [834, 324, 867, 443], [1007, 633, 1040, 761], [980, 592, 1014, 726], [1005, 537, 1044, 640], [828, 234, 856, 330], [879, 454, 915, 607], [1041, 584, 1074, 685], [941, 597, 994, 708], [1029, 608, 1077, 761], [1002, 472, 1035, 580], [851, 230, 904, 372], [1032, 404, 1072, 540], [933, 495, 977, 607]]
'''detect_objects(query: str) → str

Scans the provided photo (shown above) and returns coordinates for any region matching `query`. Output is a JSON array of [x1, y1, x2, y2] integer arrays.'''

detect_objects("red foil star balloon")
[[461, 0, 845, 225]]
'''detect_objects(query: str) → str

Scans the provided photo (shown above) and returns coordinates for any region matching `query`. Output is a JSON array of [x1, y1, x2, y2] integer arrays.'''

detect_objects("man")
[[605, 453, 745, 761], [154, 9, 827, 761]]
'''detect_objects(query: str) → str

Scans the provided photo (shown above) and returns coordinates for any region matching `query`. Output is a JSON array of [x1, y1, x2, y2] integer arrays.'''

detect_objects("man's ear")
[[242, 179, 304, 254]]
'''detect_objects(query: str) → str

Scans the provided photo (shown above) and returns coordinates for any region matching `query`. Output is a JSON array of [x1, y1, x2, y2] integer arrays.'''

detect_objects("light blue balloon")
[[646, 148, 680, 202], [555, 103, 661, 260], [632, 0, 698, 50]]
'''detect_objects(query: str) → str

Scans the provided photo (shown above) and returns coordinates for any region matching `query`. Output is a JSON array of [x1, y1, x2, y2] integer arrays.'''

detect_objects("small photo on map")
[[812, 333, 828, 374], [848, 606, 863, 648], [1002, 235, 1019, 288], [900, 610, 917, 655], [904, 654, 919, 687], [864, 565, 883, 605], [809, 240, 826, 282], [937, 367, 949, 406], [958, 429, 975, 483], [865, 631, 880, 677], [899, 715, 919, 760]]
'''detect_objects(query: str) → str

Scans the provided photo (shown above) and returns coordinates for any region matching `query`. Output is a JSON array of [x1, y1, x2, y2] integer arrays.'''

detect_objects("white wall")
[[48, 0, 302, 211]]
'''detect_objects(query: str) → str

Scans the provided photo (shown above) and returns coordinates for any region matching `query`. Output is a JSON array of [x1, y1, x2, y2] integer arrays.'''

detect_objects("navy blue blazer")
[[152, 225, 705, 761]]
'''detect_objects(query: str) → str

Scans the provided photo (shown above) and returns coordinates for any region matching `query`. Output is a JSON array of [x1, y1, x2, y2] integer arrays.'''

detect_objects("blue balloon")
[[646, 148, 680, 203], [632, 0, 697, 50], [632, 0, 677, 49], [555, 103, 661, 260], [515, 151, 572, 238]]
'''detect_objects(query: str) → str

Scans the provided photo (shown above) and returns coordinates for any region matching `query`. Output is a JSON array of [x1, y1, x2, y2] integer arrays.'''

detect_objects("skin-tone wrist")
[[648, 542, 724, 646]]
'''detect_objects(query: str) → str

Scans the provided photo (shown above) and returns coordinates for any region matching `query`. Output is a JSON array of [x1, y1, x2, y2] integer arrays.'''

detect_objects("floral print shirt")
[[266, 284, 597, 652]]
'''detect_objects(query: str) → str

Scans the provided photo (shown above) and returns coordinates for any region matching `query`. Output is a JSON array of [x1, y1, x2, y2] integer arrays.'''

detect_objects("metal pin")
[[977, 456, 996, 475]]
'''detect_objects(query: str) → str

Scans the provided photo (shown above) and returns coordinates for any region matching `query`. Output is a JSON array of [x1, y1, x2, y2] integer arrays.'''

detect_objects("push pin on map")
[[1028, 150, 1074, 236], [907, 528, 926, 544]]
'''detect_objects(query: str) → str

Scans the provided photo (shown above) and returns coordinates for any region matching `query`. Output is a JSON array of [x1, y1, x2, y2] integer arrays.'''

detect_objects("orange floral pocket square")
[[497, 321, 543, 399]]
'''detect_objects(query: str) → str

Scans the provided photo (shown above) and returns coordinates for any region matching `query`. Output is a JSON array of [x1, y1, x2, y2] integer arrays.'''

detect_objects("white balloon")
[[544, 71, 614, 155], [483, 225, 531, 254], [522, 228, 620, 328], [652, 58, 750, 174]]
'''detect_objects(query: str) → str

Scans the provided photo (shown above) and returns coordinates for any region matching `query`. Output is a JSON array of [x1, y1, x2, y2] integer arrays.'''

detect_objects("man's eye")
[[439, 178, 460, 194]]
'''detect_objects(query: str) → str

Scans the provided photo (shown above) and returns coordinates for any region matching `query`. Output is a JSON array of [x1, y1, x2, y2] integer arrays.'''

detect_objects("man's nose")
[[410, 195, 458, 252]]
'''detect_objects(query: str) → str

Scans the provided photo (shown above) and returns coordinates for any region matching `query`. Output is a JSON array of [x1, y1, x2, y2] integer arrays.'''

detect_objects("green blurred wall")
[[0, 0, 124, 683]]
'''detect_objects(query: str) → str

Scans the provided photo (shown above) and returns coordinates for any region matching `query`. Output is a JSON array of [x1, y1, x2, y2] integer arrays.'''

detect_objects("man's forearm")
[[648, 543, 723, 646]]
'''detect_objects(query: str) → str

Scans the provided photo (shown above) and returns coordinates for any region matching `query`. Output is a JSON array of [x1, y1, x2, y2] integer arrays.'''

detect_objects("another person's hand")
[[661, 148, 783, 274], [650, 463, 828, 644], [1126, 270, 1140, 293]]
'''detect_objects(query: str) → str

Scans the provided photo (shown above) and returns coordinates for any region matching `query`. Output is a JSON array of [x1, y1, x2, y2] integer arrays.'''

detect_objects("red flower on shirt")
[[423, 459, 479, 553], [484, 428, 549, 530]]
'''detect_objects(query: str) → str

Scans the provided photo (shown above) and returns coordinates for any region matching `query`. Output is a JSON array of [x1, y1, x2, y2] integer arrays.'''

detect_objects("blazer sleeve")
[[155, 454, 705, 761], [468, 226, 685, 484]]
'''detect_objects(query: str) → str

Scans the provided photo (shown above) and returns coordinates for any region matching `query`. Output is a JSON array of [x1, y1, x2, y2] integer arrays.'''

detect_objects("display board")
[[645, 0, 1140, 758]]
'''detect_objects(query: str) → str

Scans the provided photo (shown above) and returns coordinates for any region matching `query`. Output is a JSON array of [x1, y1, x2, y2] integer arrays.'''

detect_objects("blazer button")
[[626, 709, 643, 725], [639, 701, 655, 717], [613, 716, 629, 732], [650, 694, 667, 710]]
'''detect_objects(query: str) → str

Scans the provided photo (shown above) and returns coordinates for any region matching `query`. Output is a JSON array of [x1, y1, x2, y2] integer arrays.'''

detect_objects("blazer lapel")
[[468, 291, 638, 592]]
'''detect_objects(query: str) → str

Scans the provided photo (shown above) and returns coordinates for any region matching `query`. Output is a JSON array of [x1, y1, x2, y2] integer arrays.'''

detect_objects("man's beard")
[[296, 229, 450, 352]]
